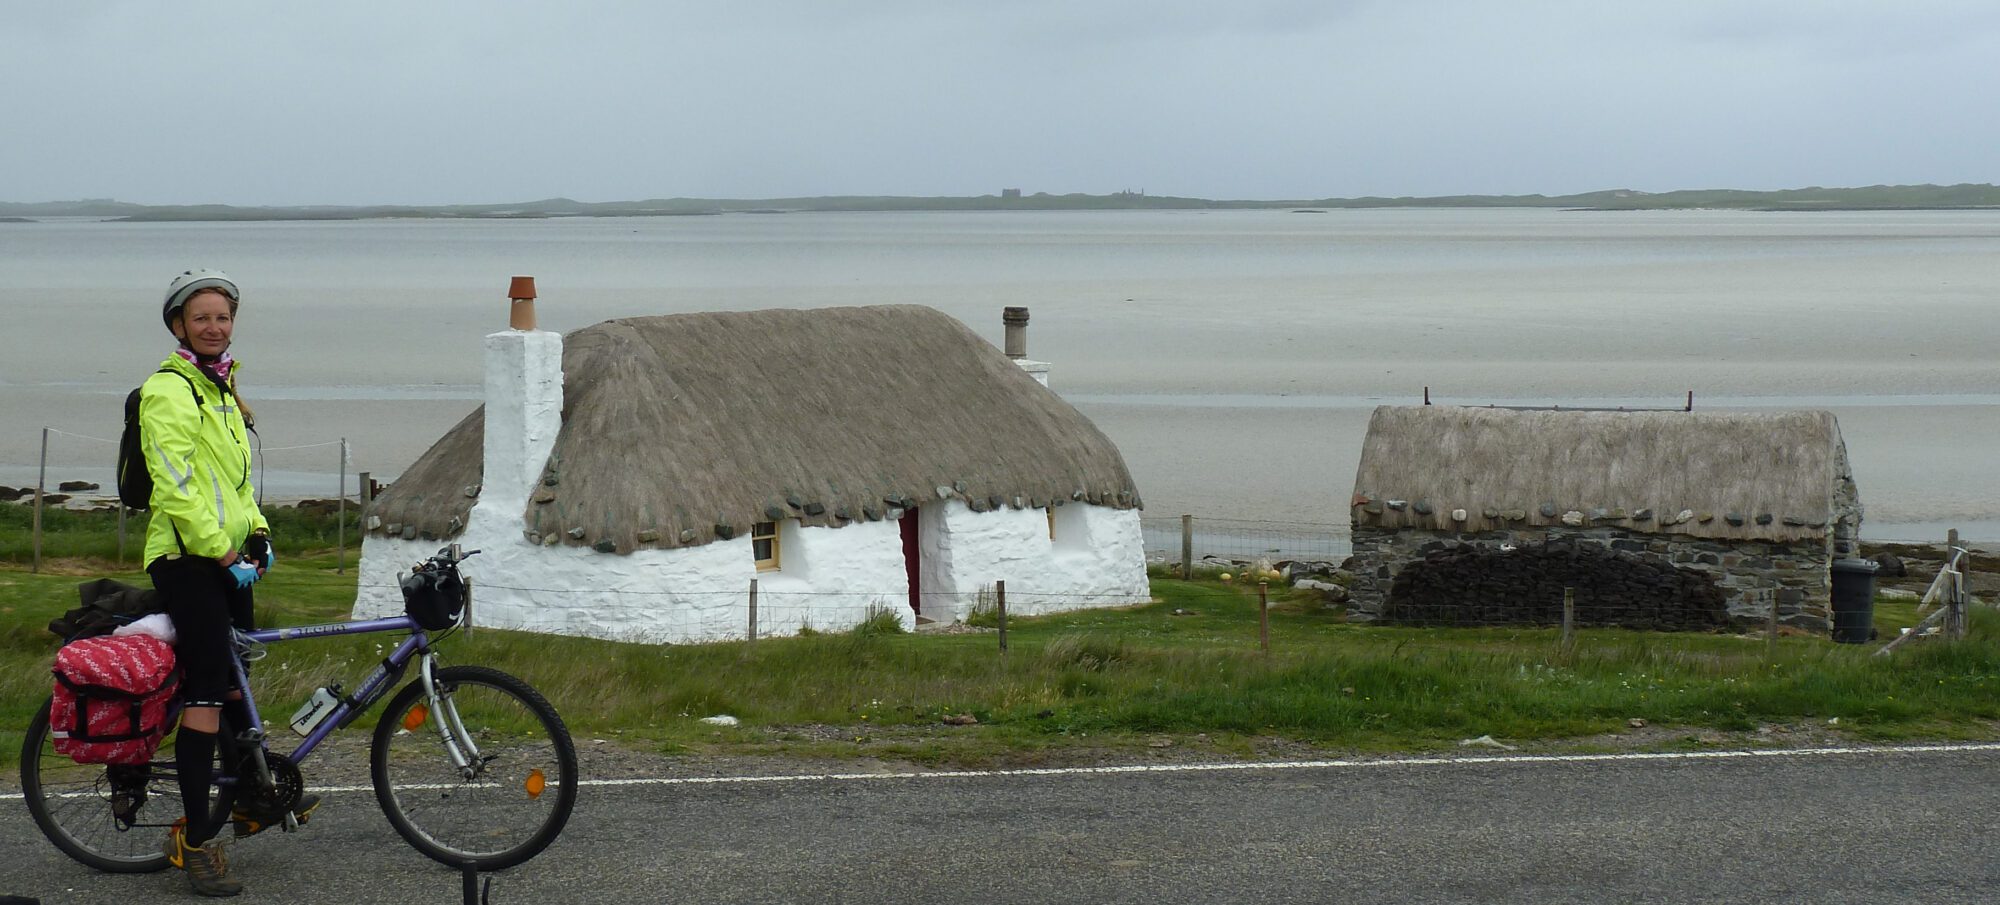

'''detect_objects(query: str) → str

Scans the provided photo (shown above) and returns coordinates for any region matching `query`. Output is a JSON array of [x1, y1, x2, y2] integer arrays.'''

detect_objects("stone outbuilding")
[[353, 302, 1149, 641], [1345, 406, 1862, 632]]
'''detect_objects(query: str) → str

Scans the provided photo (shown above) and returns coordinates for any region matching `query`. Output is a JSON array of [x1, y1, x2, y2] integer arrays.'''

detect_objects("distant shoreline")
[[6, 183, 2000, 222]]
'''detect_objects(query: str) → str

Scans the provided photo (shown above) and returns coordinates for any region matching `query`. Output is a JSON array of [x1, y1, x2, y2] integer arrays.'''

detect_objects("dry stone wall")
[[1347, 526, 1833, 632]]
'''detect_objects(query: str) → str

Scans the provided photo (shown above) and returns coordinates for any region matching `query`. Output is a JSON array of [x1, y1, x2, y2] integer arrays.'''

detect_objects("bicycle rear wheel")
[[20, 697, 177, 873], [370, 665, 578, 870]]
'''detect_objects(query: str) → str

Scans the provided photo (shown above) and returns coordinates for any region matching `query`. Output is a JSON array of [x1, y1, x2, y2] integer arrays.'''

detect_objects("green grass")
[[0, 502, 360, 566], [4, 548, 1996, 770]]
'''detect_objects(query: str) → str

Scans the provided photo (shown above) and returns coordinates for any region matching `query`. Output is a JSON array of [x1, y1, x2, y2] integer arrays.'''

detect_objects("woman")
[[141, 269, 308, 897]]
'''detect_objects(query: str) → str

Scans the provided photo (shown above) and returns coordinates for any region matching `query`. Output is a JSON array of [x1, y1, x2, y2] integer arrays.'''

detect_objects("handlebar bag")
[[400, 568, 466, 631], [50, 634, 181, 765]]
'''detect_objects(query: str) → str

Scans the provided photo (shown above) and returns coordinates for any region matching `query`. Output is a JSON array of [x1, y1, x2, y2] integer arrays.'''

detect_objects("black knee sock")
[[175, 725, 217, 846]]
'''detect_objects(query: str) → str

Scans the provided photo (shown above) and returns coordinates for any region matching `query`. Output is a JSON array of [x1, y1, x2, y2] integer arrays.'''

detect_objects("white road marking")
[[6, 742, 1994, 801]]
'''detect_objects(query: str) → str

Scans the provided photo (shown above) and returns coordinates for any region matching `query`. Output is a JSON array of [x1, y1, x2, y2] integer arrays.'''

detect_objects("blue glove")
[[228, 559, 262, 589]]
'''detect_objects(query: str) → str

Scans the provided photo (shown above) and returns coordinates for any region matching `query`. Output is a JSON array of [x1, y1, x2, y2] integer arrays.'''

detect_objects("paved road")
[[6, 744, 1997, 905]]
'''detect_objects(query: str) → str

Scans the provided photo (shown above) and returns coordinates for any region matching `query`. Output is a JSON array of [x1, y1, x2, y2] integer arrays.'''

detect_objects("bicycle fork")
[[417, 653, 485, 780]]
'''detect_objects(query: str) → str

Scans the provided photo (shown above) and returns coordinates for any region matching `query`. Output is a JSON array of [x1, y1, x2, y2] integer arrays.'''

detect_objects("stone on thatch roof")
[[1351, 406, 1850, 542], [366, 305, 1140, 551]]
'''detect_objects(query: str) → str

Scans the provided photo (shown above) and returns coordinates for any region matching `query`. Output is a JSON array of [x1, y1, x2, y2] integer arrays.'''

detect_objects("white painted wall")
[[355, 508, 913, 642], [753, 517, 913, 635], [356, 501, 1147, 641], [918, 500, 1150, 623]]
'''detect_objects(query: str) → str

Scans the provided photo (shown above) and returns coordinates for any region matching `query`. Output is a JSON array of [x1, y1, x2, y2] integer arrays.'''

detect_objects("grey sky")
[[4, 0, 1995, 205]]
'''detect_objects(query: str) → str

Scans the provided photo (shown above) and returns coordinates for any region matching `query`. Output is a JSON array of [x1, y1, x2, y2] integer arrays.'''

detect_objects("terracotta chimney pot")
[[508, 276, 538, 330]]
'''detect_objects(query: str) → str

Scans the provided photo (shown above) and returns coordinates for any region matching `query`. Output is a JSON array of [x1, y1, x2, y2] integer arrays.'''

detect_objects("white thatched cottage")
[[1346, 406, 1862, 632], [352, 297, 1149, 641]]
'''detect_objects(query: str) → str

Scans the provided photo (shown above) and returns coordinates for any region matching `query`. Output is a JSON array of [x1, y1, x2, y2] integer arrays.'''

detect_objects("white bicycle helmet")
[[162, 269, 240, 329]]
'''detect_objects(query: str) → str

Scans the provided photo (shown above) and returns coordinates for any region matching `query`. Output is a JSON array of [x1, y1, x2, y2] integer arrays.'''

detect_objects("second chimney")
[[1002, 307, 1029, 359]]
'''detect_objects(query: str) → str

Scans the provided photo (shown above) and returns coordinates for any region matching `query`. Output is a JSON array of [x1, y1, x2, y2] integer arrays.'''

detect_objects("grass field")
[[4, 539, 1996, 771]]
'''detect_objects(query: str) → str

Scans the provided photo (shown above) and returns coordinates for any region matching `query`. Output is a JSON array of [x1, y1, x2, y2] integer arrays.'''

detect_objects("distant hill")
[[3, 184, 1997, 221]]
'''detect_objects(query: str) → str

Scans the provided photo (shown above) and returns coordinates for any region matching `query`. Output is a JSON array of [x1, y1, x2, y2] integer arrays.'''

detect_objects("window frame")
[[752, 520, 781, 571]]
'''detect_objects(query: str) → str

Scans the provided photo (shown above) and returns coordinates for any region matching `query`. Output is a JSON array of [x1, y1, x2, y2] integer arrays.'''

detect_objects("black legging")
[[149, 554, 255, 845]]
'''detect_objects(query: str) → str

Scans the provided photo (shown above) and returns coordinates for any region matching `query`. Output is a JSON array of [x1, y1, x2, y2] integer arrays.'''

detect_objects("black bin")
[[1829, 558, 1879, 643]]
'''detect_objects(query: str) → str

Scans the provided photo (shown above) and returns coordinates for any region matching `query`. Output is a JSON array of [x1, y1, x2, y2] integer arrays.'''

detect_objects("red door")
[[900, 508, 921, 614]]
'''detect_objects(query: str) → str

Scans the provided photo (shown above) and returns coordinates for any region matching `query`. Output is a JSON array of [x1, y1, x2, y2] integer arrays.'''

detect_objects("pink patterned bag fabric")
[[50, 634, 180, 765]]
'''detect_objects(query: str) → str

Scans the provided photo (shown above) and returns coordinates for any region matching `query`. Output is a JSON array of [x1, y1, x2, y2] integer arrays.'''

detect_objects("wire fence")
[[11, 425, 366, 572], [18, 426, 358, 506], [1141, 515, 1349, 570]]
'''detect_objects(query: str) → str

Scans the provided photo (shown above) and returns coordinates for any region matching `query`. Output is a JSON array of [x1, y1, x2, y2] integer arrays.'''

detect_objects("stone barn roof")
[[367, 305, 1141, 553], [1351, 405, 1854, 543]]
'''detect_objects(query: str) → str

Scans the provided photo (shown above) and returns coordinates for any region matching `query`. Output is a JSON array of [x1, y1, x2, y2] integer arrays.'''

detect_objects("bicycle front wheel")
[[370, 665, 578, 870], [20, 697, 176, 873]]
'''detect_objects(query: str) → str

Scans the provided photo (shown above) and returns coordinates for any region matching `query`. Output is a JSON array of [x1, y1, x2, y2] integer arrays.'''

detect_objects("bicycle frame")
[[224, 615, 430, 769]]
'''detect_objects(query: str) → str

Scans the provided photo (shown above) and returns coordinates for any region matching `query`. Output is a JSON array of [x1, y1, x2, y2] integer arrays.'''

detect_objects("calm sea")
[[4, 209, 1998, 543]]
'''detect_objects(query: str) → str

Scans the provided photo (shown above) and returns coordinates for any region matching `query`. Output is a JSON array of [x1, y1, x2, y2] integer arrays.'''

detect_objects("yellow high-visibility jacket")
[[142, 354, 268, 565]]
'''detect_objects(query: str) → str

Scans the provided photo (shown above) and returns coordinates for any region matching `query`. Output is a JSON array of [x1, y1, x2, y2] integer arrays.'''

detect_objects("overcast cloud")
[[3, 0, 1994, 205]]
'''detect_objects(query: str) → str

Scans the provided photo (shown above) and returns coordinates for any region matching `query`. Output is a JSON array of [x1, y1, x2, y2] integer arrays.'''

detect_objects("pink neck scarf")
[[174, 347, 235, 386]]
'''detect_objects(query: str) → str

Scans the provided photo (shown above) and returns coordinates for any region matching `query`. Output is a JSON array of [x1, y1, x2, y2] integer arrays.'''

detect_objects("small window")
[[752, 521, 780, 571]]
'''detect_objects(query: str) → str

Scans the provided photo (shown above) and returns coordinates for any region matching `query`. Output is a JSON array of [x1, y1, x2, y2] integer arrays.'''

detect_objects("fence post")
[[337, 438, 348, 575], [748, 578, 759, 642], [32, 427, 47, 574], [1560, 587, 1576, 658], [1947, 529, 1966, 640], [117, 505, 127, 563], [1258, 580, 1270, 654], [1181, 514, 1193, 580], [996, 580, 1008, 654], [1765, 590, 1781, 659]]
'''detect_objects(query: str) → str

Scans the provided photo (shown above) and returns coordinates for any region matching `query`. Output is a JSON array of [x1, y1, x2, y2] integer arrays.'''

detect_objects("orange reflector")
[[525, 769, 547, 800], [402, 703, 429, 732]]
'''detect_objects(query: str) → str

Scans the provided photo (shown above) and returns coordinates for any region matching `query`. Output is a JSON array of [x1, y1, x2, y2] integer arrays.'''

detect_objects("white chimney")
[[1003, 306, 1051, 387], [482, 276, 563, 513]]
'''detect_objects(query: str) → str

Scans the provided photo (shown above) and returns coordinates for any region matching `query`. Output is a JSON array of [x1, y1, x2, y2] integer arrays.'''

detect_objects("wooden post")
[[748, 578, 759, 642], [1947, 530, 1965, 641], [1181, 514, 1193, 580], [462, 577, 473, 640], [1766, 590, 1781, 657], [32, 427, 47, 574], [336, 438, 348, 575], [1258, 580, 1270, 654], [996, 580, 1008, 654], [1560, 587, 1576, 658], [1949, 562, 1968, 641], [117, 505, 127, 563]]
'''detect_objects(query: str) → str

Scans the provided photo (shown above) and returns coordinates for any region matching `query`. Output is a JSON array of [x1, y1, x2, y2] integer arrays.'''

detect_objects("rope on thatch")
[[367, 305, 1141, 552], [1351, 405, 1850, 543]]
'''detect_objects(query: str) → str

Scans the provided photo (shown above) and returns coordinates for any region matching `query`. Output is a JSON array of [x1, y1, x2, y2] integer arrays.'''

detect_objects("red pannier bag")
[[50, 634, 181, 765]]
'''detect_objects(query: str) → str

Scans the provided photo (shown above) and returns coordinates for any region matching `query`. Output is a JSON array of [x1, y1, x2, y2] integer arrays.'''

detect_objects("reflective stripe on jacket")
[[142, 354, 268, 564]]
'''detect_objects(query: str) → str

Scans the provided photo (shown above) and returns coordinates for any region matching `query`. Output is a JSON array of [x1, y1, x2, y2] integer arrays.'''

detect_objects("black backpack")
[[116, 369, 201, 511]]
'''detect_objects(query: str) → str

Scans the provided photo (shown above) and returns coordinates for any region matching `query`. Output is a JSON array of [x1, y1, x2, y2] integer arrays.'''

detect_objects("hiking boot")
[[231, 794, 321, 838], [163, 819, 243, 897]]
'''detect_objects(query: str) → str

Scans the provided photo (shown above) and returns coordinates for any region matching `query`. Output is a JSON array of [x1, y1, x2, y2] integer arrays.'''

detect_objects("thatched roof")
[[1351, 406, 1852, 543], [366, 305, 1140, 552]]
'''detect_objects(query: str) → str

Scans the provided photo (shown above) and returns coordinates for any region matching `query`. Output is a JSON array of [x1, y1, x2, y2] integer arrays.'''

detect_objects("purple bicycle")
[[21, 545, 578, 873]]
